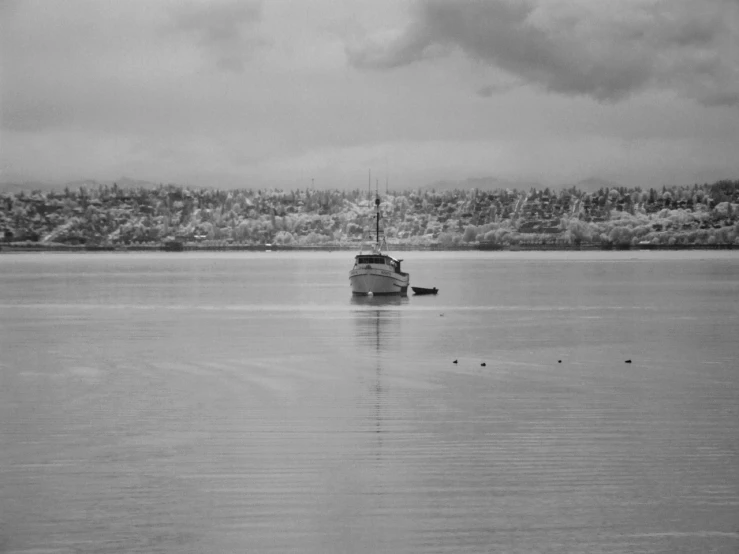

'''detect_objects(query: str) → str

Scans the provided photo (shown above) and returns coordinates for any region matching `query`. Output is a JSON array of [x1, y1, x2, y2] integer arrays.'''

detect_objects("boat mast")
[[375, 179, 380, 248]]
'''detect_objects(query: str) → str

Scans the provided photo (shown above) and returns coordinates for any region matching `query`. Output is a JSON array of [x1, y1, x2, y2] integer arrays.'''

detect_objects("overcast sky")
[[1, 0, 738, 190]]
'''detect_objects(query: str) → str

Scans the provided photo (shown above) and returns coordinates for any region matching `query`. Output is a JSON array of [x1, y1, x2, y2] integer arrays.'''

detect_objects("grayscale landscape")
[[1, 1, 738, 552]]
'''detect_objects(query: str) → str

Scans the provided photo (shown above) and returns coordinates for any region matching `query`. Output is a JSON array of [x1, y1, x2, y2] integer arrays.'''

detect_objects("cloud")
[[348, 0, 739, 106], [2, 0, 737, 189], [476, 81, 519, 98], [169, 0, 264, 72], [346, 26, 448, 70]]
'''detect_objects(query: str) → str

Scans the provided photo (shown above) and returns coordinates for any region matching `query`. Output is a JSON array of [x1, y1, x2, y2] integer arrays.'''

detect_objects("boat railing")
[[359, 235, 388, 255]]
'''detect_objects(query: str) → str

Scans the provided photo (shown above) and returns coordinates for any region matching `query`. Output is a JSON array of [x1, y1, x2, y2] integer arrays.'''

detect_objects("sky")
[[1, 0, 738, 190]]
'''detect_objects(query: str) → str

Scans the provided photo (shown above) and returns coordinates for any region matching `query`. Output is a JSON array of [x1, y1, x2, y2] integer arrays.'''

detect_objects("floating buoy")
[[367, 291, 373, 297], [558, 360, 562, 363]]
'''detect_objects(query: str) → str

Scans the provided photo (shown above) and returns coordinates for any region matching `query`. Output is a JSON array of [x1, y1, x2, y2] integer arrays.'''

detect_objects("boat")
[[411, 286, 438, 295], [349, 195, 409, 296]]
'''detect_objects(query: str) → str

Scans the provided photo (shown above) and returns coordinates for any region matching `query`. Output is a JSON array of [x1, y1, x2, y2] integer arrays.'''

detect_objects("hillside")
[[1, 180, 738, 249]]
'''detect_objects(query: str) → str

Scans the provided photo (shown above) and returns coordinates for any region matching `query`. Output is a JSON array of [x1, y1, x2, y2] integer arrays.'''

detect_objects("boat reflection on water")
[[350, 295, 405, 351], [351, 296, 404, 461], [350, 295, 409, 308]]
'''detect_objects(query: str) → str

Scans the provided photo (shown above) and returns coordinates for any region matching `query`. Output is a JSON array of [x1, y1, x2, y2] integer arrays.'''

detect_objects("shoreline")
[[2, 242, 736, 253]]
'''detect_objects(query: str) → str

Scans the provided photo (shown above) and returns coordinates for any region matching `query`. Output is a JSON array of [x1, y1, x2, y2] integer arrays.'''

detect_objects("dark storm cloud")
[[348, 0, 739, 106], [169, 0, 264, 72]]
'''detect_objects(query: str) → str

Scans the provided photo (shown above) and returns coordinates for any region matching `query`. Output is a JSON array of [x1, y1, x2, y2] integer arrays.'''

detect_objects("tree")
[[609, 226, 633, 246], [462, 225, 478, 242], [274, 231, 294, 244], [566, 219, 591, 245], [437, 232, 455, 246]]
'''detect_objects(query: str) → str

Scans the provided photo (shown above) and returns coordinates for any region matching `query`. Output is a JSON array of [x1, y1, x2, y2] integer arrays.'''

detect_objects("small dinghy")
[[411, 286, 438, 295]]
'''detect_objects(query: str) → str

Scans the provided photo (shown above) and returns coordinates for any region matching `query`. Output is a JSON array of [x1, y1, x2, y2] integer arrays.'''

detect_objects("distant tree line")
[[1, 180, 738, 248]]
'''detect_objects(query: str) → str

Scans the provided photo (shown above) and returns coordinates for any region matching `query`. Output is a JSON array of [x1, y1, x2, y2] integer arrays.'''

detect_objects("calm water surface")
[[1, 251, 738, 553]]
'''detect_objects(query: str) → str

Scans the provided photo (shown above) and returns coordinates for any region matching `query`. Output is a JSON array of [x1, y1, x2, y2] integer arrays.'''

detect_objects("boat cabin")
[[355, 254, 404, 274]]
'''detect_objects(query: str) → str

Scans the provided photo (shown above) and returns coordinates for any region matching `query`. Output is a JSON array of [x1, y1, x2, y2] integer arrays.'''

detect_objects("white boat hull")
[[349, 268, 409, 296]]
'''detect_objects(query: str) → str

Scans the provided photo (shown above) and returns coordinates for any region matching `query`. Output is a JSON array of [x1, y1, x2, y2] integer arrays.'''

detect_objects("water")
[[1, 251, 738, 553]]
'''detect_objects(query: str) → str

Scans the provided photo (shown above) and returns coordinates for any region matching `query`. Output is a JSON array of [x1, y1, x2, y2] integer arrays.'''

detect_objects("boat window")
[[357, 256, 392, 265]]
